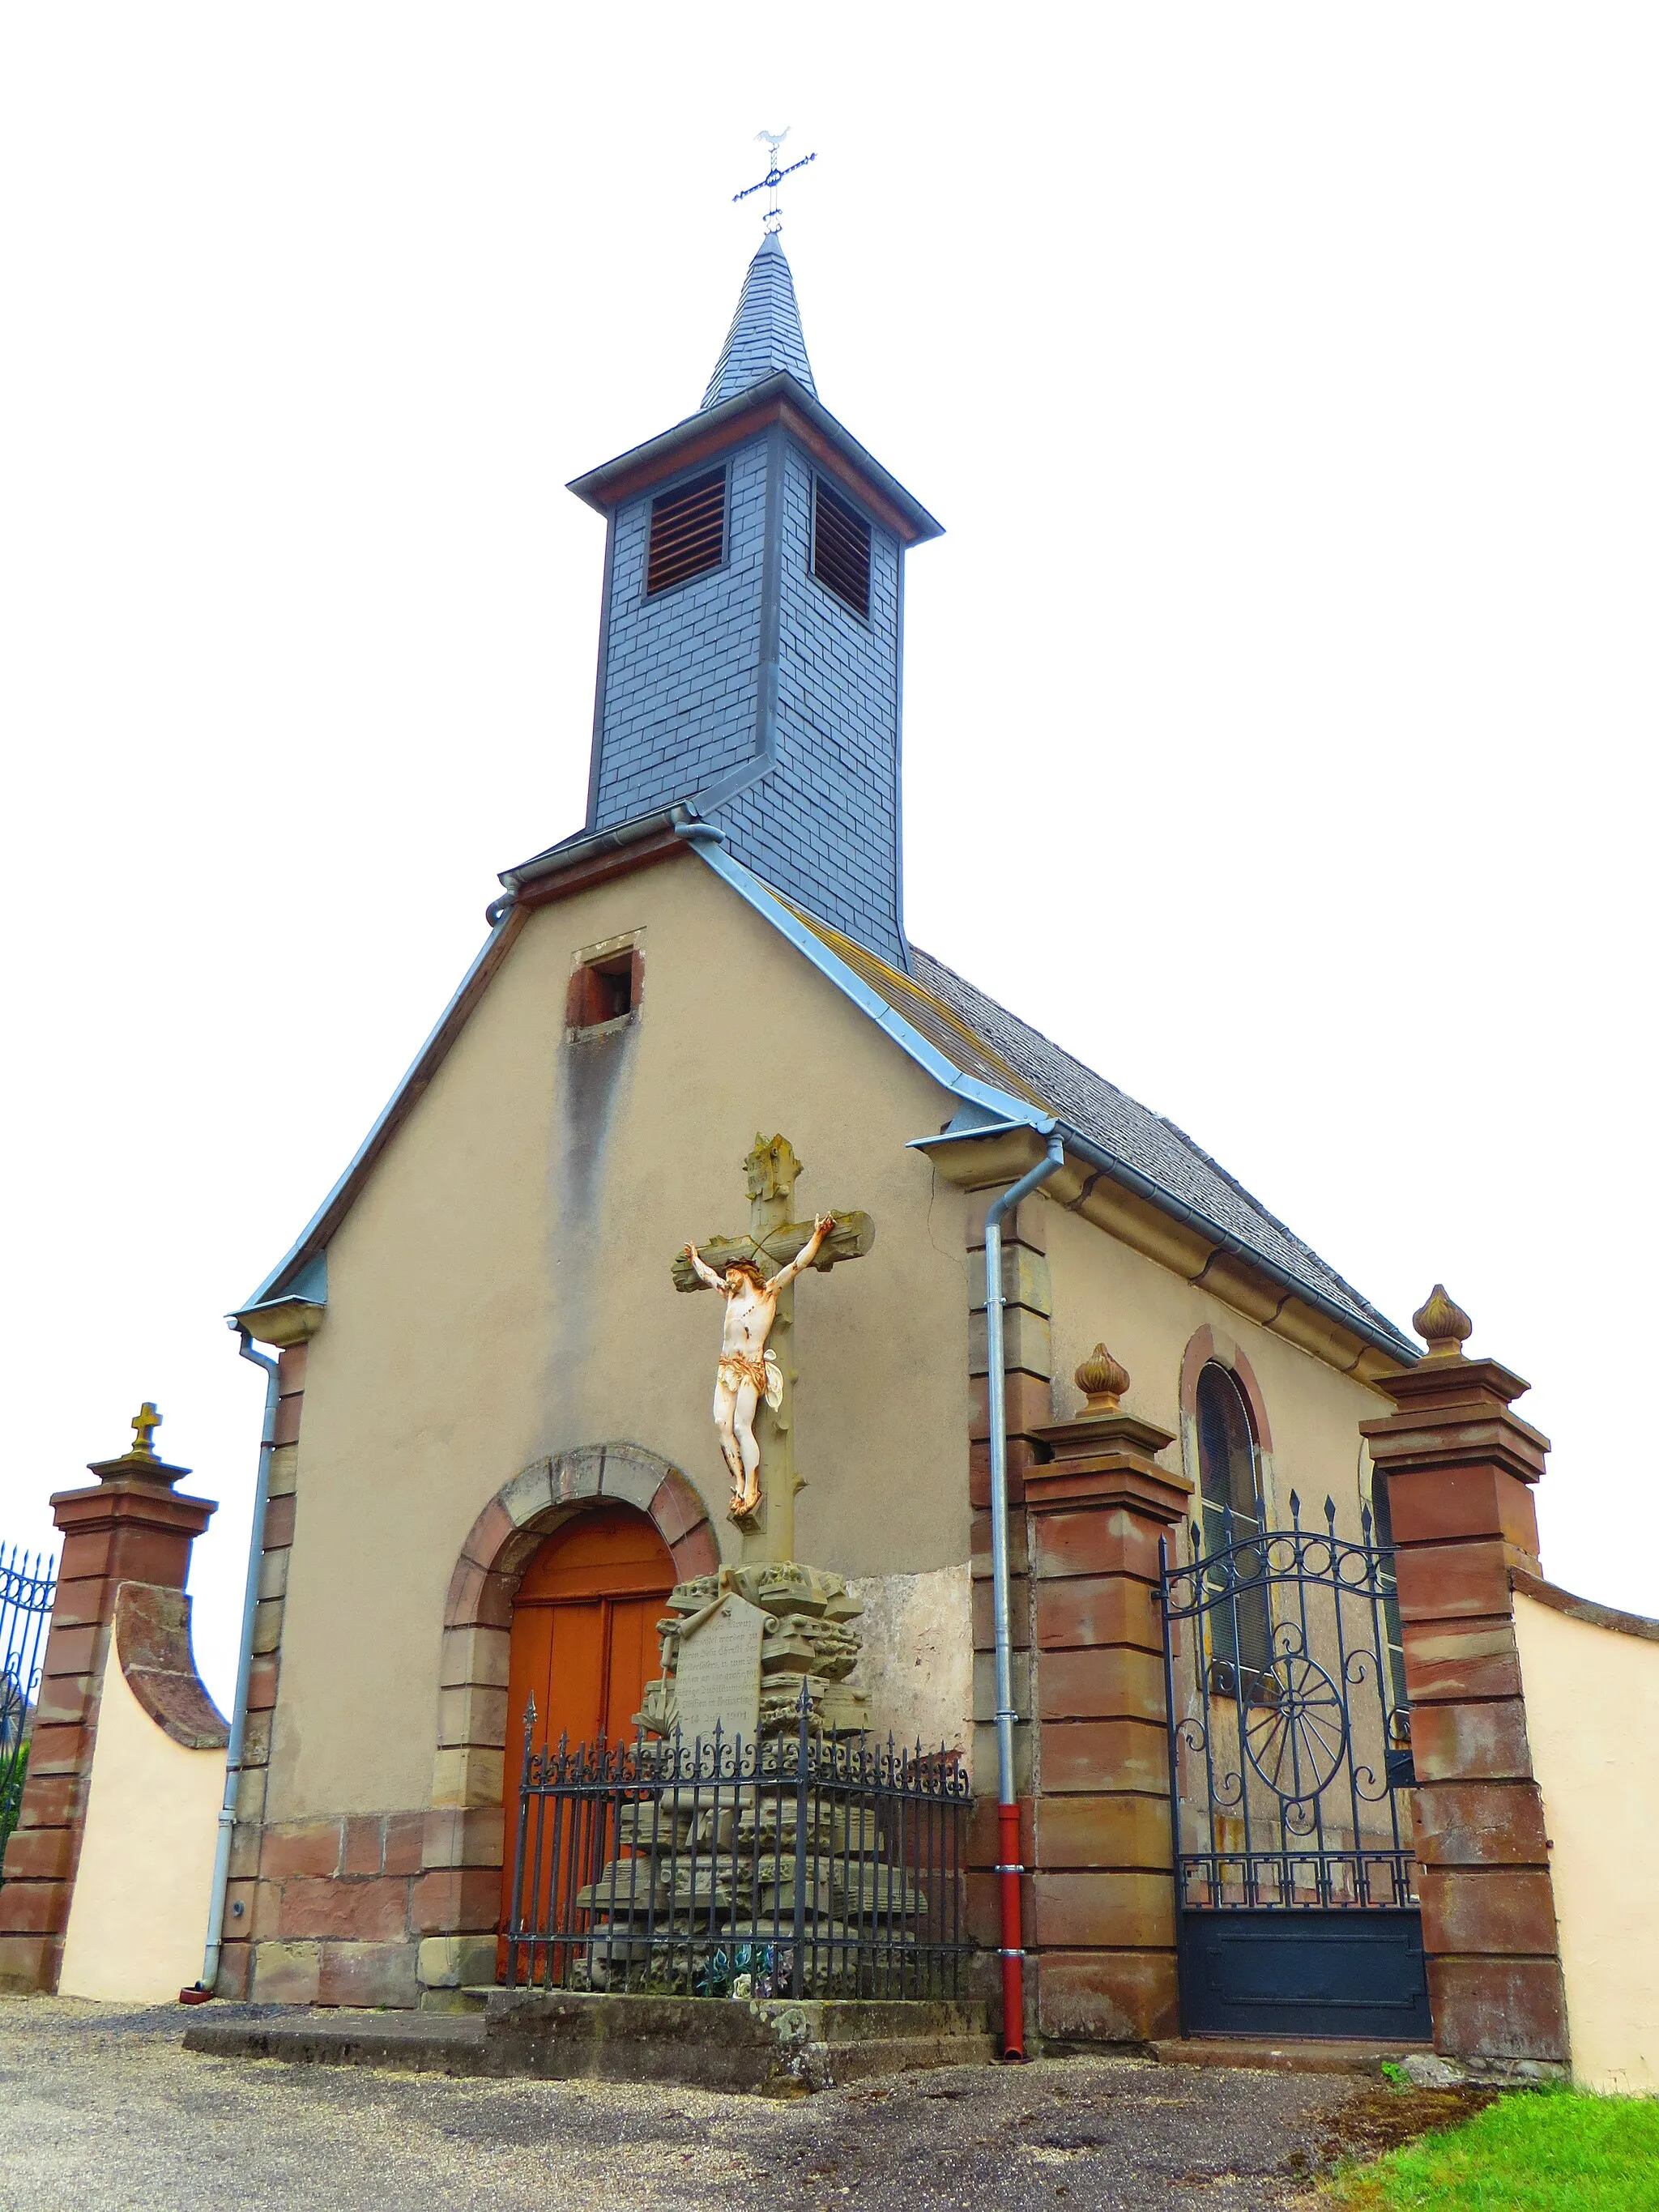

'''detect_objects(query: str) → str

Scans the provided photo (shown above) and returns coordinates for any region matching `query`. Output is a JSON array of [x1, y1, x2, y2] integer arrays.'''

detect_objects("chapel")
[[216, 215, 1418, 2038]]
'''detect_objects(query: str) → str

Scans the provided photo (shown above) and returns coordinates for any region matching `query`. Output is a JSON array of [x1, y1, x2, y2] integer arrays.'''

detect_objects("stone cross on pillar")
[[671, 1133, 874, 1564]]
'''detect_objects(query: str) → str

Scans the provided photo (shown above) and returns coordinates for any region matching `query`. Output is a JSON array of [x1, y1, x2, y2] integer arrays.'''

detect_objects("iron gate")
[[0, 1545, 57, 1878], [504, 1687, 971, 2000], [1158, 1495, 1430, 2040]]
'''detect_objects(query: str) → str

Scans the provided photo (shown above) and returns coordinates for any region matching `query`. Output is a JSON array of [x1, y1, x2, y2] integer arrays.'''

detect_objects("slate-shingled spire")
[[551, 237, 940, 971], [702, 232, 816, 408]]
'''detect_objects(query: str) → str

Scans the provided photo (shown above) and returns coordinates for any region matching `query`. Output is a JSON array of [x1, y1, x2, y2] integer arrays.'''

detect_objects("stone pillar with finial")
[[0, 1405, 219, 1994], [1010, 1345, 1191, 2044], [1359, 1289, 1570, 2069]]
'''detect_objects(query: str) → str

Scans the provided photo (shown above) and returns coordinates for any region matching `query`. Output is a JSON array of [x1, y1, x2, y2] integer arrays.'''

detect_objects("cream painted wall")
[[1514, 1590, 1659, 2093], [847, 1565, 972, 1758], [272, 851, 973, 1819], [1043, 1200, 1389, 1537], [58, 1657, 224, 2003], [269, 846, 1402, 1829]]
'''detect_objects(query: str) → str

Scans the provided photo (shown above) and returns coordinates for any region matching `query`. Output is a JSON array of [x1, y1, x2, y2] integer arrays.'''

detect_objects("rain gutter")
[[499, 805, 699, 897], [187, 1328, 279, 2001], [979, 1132, 1066, 2060], [688, 843, 1055, 1137], [909, 1125, 1416, 1367]]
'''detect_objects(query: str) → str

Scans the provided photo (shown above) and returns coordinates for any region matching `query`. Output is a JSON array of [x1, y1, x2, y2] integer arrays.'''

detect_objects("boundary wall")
[[1512, 1576, 1659, 2092], [0, 1441, 225, 1997]]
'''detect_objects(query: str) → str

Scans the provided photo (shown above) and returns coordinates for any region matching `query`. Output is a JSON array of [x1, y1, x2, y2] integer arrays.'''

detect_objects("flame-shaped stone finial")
[[1076, 1343, 1130, 1414], [1412, 1284, 1473, 1361]]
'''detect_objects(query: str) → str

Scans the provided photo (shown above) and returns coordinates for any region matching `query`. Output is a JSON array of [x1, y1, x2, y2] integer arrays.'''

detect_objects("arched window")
[[1195, 1362, 1261, 1535], [1195, 1362, 1271, 1677]]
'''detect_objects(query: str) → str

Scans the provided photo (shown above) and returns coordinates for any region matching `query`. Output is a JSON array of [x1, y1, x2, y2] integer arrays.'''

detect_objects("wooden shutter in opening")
[[812, 477, 872, 618], [646, 467, 727, 595]]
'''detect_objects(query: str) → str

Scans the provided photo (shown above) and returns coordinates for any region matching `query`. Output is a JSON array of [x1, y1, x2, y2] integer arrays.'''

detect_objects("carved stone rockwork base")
[[529, 1563, 951, 2001], [638, 1562, 870, 1741]]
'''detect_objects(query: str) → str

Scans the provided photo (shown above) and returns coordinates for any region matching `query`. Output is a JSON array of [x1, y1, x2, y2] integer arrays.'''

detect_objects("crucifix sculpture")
[[673, 1134, 874, 1562]]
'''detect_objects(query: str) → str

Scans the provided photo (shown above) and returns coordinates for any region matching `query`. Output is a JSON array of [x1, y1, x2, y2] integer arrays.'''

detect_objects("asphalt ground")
[[0, 1997, 1457, 2211]]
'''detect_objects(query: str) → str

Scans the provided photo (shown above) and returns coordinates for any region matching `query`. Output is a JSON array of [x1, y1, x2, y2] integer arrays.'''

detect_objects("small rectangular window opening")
[[646, 467, 727, 596], [568, 950, 639, 1031], [812, 476, 872, 619]]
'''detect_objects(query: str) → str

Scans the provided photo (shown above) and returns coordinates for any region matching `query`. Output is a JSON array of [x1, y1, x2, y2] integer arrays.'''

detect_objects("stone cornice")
[[1360, 1357, 1550, 1487], [930, 1127, 1405, 1388]]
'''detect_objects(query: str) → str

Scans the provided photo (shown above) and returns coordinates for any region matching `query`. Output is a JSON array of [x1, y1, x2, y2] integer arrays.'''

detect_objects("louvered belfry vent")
[[812, 477, 872, 618], [646, 467, 727, 596]]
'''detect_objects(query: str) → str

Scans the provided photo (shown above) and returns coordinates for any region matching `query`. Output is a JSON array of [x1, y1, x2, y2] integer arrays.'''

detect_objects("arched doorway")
[[498, 1503, 676, 1942]]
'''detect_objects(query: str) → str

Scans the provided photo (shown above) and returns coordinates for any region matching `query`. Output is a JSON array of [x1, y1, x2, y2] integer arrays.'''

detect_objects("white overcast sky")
[[3, 8, 1654, 1707]]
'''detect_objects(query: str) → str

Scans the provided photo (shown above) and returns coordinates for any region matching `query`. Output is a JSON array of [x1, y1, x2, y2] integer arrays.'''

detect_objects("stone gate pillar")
[[1360, 1287, 1569, 2067], [1024, 1347, 1189, 2043], [0, 1414, 217, 1993]]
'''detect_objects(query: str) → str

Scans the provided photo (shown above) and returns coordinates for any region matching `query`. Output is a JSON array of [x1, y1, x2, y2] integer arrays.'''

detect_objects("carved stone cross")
[[130, 1402, 162, 1455], [672, 1133, 874, 1563]]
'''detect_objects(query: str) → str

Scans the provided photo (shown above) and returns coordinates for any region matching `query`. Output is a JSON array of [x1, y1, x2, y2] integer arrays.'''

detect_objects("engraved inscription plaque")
[[675, 1595, 765, 1747]]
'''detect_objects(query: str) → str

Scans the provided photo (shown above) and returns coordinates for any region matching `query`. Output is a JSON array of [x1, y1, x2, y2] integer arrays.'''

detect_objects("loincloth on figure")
[[717, 1349, 784, 1410]]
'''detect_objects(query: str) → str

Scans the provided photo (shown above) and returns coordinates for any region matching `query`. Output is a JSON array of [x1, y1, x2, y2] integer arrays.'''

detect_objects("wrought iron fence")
[[0, 1546, 57, 1877], [504, 1686, 971, 2001], [1159, 1493, 1414, 1912]]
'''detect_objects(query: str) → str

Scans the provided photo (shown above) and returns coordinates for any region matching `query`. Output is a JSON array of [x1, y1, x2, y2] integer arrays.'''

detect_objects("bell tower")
[[565, 227, 941, 971]]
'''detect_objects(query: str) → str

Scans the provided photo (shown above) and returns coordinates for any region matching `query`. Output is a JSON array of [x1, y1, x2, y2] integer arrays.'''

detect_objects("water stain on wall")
[[544, 1020, 638, 1437]]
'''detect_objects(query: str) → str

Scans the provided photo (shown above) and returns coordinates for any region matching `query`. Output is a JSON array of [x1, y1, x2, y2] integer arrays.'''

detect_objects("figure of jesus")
[[682, 1215, 835, 1519]]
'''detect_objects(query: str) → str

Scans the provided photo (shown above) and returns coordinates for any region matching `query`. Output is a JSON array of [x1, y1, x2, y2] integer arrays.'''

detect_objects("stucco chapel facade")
[[220, 232, 1420, 2023]]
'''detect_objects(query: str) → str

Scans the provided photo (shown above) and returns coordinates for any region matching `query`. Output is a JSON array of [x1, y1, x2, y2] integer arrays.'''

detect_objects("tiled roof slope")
[[702, 233, 817, 409], [784, 898, 1407, 1353], [910, 948, 1410, 1353]]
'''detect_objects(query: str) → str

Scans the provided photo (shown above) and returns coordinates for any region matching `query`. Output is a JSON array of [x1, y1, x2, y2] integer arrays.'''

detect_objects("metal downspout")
[[983, 1132, 1065, 2060], [187, 1327, 279, 2000]]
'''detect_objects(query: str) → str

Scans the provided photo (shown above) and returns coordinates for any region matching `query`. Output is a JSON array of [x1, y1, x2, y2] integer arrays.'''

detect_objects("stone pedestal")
[[0, 1440, 217, 1993], [586, 1564, 926, 1996], [1360, 1294, 1569, 2065], [1022, 1388, 1189, 2044], [638, 1562, 869, 1741]]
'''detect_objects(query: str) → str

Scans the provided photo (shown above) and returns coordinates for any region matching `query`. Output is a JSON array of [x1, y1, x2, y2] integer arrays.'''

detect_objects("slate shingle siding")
[[588, 430, 908, 970], [702, 234, 817, 409], [710, 442, 903, 965], [591, 441, 770, 828]]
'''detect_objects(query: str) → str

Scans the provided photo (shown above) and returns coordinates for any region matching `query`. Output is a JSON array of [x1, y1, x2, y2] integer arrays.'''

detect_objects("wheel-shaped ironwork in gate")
[[1240, 1647, 1348, 1829]]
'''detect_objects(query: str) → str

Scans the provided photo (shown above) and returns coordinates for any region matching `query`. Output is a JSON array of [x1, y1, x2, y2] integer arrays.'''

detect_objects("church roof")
[[702, 233, 817, 409], [906, 948, 1413, 1358], [564, 369, 941, 545], [766, 890, 1414, 1364]]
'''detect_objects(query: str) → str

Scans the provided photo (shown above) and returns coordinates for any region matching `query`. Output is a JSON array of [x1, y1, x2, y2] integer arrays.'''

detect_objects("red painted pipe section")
[[998, 1799, 1026, 2060]]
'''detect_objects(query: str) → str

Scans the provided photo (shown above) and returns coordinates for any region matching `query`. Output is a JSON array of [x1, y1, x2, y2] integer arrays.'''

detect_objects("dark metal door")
[[1158, 1494, 1430, 2042]]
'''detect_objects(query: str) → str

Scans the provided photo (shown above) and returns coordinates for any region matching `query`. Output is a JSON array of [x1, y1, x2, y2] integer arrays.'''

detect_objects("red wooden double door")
[[498, 1505, 675, 1942]]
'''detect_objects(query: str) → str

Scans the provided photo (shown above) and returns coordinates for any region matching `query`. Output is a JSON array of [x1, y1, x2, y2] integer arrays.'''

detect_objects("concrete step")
[[416, 1984, 495, 2015], [185, 1992, 995, 2095], [1150, 2036, 1431, 2075], [186, 2010, 485, 2076]]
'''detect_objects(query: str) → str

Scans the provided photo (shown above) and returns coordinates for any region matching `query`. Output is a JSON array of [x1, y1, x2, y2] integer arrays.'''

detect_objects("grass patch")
[[1327, 2086, 1659, 2210]]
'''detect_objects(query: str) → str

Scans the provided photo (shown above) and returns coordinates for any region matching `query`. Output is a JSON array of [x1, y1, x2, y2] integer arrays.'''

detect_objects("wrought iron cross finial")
[[733, 127, 816, 236], [130, 1401, 161, 1455]]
